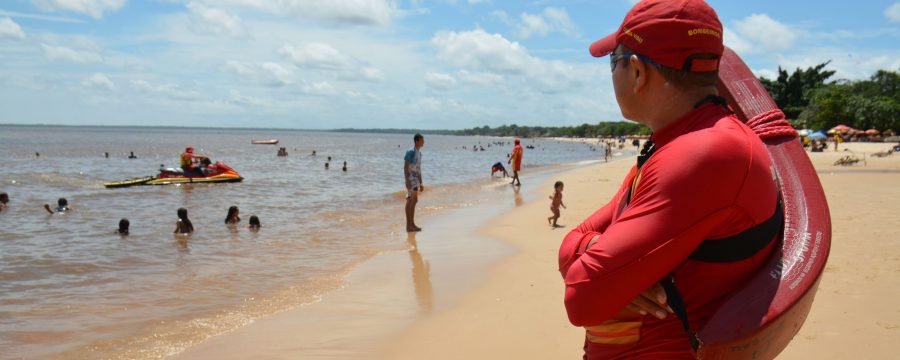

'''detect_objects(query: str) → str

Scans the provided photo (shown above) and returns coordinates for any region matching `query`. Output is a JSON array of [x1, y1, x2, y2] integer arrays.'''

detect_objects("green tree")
[[760, 62, 836, 121], [800, 70, 900, 132]]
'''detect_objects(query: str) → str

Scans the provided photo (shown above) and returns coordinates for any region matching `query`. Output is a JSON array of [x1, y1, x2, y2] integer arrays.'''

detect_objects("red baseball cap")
[[589, 0, 723, 72]]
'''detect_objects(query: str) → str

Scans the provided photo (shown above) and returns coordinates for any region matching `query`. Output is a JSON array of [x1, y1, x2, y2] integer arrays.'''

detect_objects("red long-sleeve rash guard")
[[558, 103, 777, 358]]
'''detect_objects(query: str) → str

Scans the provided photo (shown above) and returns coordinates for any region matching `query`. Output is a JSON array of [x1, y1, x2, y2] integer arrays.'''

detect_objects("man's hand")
[[625, 282, 672, 319]]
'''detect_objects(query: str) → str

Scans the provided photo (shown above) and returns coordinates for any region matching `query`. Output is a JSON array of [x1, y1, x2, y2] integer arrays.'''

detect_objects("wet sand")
[[173, 141, 900, 359]]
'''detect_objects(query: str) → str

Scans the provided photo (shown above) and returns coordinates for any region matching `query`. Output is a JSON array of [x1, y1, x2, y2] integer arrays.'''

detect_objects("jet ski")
[[105, 159, 243, 188]]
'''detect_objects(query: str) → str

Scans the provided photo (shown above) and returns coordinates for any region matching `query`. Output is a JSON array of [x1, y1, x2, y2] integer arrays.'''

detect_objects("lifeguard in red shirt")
[[558, 1, 781, 358], [508, 138, 523, 186]]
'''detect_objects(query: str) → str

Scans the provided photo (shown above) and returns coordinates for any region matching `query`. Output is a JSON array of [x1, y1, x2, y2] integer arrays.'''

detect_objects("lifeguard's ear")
[[629, 55, 650, 95]]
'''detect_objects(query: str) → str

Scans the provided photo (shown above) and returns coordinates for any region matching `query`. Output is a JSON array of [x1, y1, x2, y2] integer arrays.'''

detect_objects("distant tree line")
[[450, 122, 650, 138], [760, 64, 899, 131], [334, 122, 650, 138]]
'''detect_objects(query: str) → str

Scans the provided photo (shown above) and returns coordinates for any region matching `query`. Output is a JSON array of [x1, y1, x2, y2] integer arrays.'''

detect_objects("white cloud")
[[431, 29, 593, 94], [456, 70, 503, 86], [82, 73, 116, 91], [886, 2, 900, 22], [0, 9, 85, 23], [302, 81, 338, 96], [279, 42, 384, 81], [425, 72, 456, 90], [131, 79, 203, 101], [224, 60, 293, 86], [727, 14, 797, 54], [195, 0, 397, 26], [32, 0, 126, 19], [279, 42, 351, 70], [432, 29, 531, 74], [186, 2, 246, 38], [358, 67, 385, 81], [493, 7, 578, 39], [517, 7, 578, 39], [41, 43, 102, 63], [0, 17, 26, 40]]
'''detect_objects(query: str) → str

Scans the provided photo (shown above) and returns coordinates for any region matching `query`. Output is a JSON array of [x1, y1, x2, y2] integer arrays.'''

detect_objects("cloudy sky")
[[1, 0, 898, 129]]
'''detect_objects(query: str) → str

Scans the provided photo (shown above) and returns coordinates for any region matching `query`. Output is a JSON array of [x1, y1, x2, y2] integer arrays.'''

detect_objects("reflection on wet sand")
[[407, 233, 433, 313], [514, 186, 523, 207]]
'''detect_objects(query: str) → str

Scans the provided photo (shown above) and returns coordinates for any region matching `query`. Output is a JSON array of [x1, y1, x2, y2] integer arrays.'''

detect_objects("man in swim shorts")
[[557, 1, 781, 358], [404, 133, 425, 232]]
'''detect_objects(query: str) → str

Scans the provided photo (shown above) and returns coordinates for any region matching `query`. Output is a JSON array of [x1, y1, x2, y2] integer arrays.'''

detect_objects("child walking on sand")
[[548, 181, 566, 227]]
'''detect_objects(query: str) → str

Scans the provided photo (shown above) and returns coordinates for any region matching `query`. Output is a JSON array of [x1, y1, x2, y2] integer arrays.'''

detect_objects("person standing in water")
[[44, 198, 71, 214], [404, 133, 425, 232], [174, 207, 194, 234], [508, 138, 524, 186], [117, 218, 130, 235]]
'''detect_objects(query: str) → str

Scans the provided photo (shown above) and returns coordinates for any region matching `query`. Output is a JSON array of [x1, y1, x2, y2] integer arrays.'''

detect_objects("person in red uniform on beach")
[[508, 138, 523, 186], [558, 1, 781, 358]]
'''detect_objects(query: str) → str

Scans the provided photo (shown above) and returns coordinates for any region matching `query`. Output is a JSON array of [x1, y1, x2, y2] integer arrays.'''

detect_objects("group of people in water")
[[0, 192, 261, 236], [172, 206, 261, 235]]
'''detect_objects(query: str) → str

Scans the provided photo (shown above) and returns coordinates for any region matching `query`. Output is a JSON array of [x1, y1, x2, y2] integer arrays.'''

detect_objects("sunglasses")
[[610, 52, 661, 72]]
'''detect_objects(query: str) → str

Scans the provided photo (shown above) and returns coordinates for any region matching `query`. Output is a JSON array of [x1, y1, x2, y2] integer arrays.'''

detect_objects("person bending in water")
[[44, 198, 71, 214], [491, 162, 509, 178], [117, 218, 130, 235], [548, 181, 566, 227], [174, 207, 194, 234], [225, 205, 241, 224], [247, 215, 261, 230]]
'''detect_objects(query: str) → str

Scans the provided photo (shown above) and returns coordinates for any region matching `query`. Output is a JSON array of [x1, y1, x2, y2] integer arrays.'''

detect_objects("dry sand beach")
[[175, 141, 900, 359]]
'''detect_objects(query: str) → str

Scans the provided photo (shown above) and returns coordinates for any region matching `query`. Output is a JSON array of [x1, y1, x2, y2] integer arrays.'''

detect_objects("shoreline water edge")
[[0, 126, 634, 360]]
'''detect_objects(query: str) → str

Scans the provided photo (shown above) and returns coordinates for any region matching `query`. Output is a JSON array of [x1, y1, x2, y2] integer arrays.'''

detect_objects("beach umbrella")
[[808, 131, 827, 139], [865, 129, 880, 135], [831, 124, 852, 132], [884, 129, 895, 136]]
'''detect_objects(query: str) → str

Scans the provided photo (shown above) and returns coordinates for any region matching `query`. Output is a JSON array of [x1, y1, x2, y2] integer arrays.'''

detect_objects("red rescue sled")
[[694, 48, 832, 359]]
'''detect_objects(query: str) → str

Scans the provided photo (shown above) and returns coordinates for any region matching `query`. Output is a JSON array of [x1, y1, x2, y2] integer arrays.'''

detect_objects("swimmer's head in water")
[[177, 207, 188, 220], [0, 192, 8, 203], [226, 205, 239, 223], [118, 218, 130, 234], [57, 198, 67, 207], [249, 215, 260, 227]]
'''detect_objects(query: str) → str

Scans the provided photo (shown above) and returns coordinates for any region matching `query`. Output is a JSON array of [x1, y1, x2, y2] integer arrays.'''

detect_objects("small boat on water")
[[251, 139, 279, 145]]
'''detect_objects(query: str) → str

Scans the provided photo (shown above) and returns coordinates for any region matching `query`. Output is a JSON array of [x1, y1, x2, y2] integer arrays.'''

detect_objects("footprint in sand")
[[876, 321, 898, 330]]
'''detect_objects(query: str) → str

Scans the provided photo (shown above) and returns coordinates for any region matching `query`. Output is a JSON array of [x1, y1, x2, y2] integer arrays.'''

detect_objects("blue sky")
[[1, 0, 898, 129]]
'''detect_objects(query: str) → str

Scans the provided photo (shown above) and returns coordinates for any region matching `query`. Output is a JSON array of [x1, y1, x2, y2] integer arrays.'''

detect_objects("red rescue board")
[[695, 47, 832, 359]]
